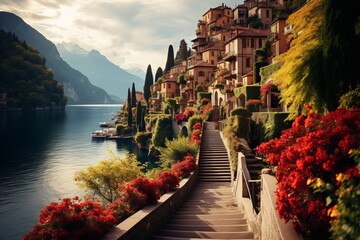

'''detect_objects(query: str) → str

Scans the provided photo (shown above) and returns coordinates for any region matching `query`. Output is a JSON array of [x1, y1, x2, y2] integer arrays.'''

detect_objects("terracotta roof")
[[202, 4, 232, 16]]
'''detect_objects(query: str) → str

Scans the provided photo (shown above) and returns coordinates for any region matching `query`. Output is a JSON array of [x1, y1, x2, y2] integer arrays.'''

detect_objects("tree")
[[271, 0, 325, 119], [74, 152, 144, 203], [254, 40, 271, 83], [175, 39, 190, 65], [154, 67, 163, 82], [135, 101, 145, 132], [143, 64, 153, 102], [321, 0, 360, 111], [127, 88, 132, 127], [164, 45, 174, 74], [131, 82, 136, 108]]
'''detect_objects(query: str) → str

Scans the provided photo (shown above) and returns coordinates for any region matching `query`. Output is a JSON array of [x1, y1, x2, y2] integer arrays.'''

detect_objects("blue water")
[[0, 105, 152, 240]]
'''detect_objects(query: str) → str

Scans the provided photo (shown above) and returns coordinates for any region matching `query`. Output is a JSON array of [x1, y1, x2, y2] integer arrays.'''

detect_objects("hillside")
[[0, 30, 67, 110], [0, 12, 114, 104], [57, 42, 144, 99]]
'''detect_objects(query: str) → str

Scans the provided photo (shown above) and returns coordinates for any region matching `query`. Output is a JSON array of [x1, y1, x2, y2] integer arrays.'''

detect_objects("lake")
[[0, 105, 153, 240]]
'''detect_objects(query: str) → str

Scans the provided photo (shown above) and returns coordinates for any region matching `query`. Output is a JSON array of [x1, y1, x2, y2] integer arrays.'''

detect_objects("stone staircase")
[[150, 122, 254, 239]]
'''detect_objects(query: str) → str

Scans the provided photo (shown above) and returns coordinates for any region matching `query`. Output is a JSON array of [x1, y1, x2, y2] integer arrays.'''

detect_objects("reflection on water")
[[0, 105, 154, 240]]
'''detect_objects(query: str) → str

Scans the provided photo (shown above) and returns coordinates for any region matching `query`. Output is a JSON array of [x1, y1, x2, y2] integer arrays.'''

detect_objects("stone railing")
[[219, 131, 301, 240], [103, 160, 199, 240]]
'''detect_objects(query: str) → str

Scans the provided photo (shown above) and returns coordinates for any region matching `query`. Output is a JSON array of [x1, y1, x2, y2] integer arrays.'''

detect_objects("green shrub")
[[205, 109, 213, 121], [188, 115, 203, 135], [230, 107, 251, 118], [339, 86, 360, 109], [215, 83, 225, 90], [225, 116, 250, 140], [177, 73, 187, 85], [249, 112, 292, 148], [197, 92, 211, 103], [152, 115, 173, 148], [134, 132, 152, 144], [196, 85, 204, 92], [159, 137, 198, 169], [116, 124, 127, 135]]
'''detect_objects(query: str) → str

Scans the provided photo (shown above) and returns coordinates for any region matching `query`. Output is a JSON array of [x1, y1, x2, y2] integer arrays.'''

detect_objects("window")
[[211, 60, 214, 65], [163, 83, 165, 88], [266, 9, 270, 18], [168, 83, 171, 89], [251, 38, 255, 48], [259, 39, 263, 48], [211, 51, 214, 56], [246, 57, 251, 68], [242, 38, 247, 48], [198, 71, 205, 77]]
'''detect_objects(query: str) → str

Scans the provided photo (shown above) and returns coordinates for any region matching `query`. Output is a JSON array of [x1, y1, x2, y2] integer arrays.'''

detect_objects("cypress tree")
[[131, 82, 136, 108], [175, 39, 190, 65], [143, 64, 153, 102], [164, 45, 174, 74], [154, 67, 163, 82], [135, 101, 142, 131], [127, 88, 132, 127]]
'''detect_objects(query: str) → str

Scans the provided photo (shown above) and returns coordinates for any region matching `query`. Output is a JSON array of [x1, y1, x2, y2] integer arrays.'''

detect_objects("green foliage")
[[134, 131, 152, 145], [143, 64, 153, 102], [197, 92, 211, 103], [116, 124, 127, 135], [131, 82, 136, 108], [0, 30, 67, 109], [177, 73, 187, 85], [230, 107, 251, 118], [249, 112, 292, 148], [127, 88, 133, 127], [339, 87, 360, 109], [322, 0, 360, 111], [74, 151, 144, 203], [164, 45, 174, 74], [135, 101, 145, 132], [330, 149, 360, 240], [187, 115, 203, 135], [260, 62, 280, 85], [254, 61, 268, 84], [196, 85, 204, 92], [165, 98, 177, 115], [215, 83, 225, 90], [205, 109, 213, 121], [154, 67, 163, 82], [175, 39, 190, 65], [247, 14, 263, 29], [225, 116, 250, 140], [159, 137, 198, 169], [233, 85, 260, 100], [151, 115, 173, 148]]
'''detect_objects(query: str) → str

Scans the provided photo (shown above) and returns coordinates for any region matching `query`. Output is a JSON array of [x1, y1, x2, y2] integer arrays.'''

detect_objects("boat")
[[99, 122, 115, 128], [91, 130, 107, 139]]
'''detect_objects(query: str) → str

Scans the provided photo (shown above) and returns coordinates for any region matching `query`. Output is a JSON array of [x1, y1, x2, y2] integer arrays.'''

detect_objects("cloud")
[[0, 0, 238, 71]]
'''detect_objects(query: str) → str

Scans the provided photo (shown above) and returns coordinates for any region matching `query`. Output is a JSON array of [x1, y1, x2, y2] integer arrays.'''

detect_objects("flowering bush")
[[201, 103, 213, 120], [107, 199, 131, 223], [256, 107, 360, 239], [119, 183, 147, 212], [184, 108, 196, 119], [175, 112, 186, 125], [172, 155, 197, 178], [260, 82, 275, 97], [189, 122, 202, 145], [23, 197, 117, 240], [125, 177, 160, 205], [157, 171, 180, 192]]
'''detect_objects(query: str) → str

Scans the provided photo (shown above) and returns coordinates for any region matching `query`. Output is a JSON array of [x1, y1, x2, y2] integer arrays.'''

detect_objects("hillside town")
[[149, 0, 295, 117]]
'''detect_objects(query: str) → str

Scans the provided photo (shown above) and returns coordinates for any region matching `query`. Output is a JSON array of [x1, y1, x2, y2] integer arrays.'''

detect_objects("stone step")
[[167, 217, 248, 226], [163, 224, 249, 232], [157, 229, 254, 239]]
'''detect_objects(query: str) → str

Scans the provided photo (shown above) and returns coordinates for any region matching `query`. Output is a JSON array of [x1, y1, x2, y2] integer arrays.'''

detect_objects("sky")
[[0, 0, 242, 73]]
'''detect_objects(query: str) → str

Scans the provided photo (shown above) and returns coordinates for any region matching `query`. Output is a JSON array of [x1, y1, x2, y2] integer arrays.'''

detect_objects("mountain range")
[[0, 11, 113, 104], [57, 42, 144, 101]]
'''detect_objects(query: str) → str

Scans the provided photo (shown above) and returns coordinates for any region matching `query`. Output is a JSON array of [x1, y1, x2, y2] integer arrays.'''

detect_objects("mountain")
[[0, 12, 113, 104], [126, 67, 146, 80], [57, 42, 144, 99]]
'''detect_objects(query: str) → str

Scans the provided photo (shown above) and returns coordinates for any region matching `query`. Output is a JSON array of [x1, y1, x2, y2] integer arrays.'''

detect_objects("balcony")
[[192, 41, 207, 49], [284, 24, 293, 35], [267, 32, 278, 42], [223, 51, 237, 61], [218, 69, 230, 76]]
